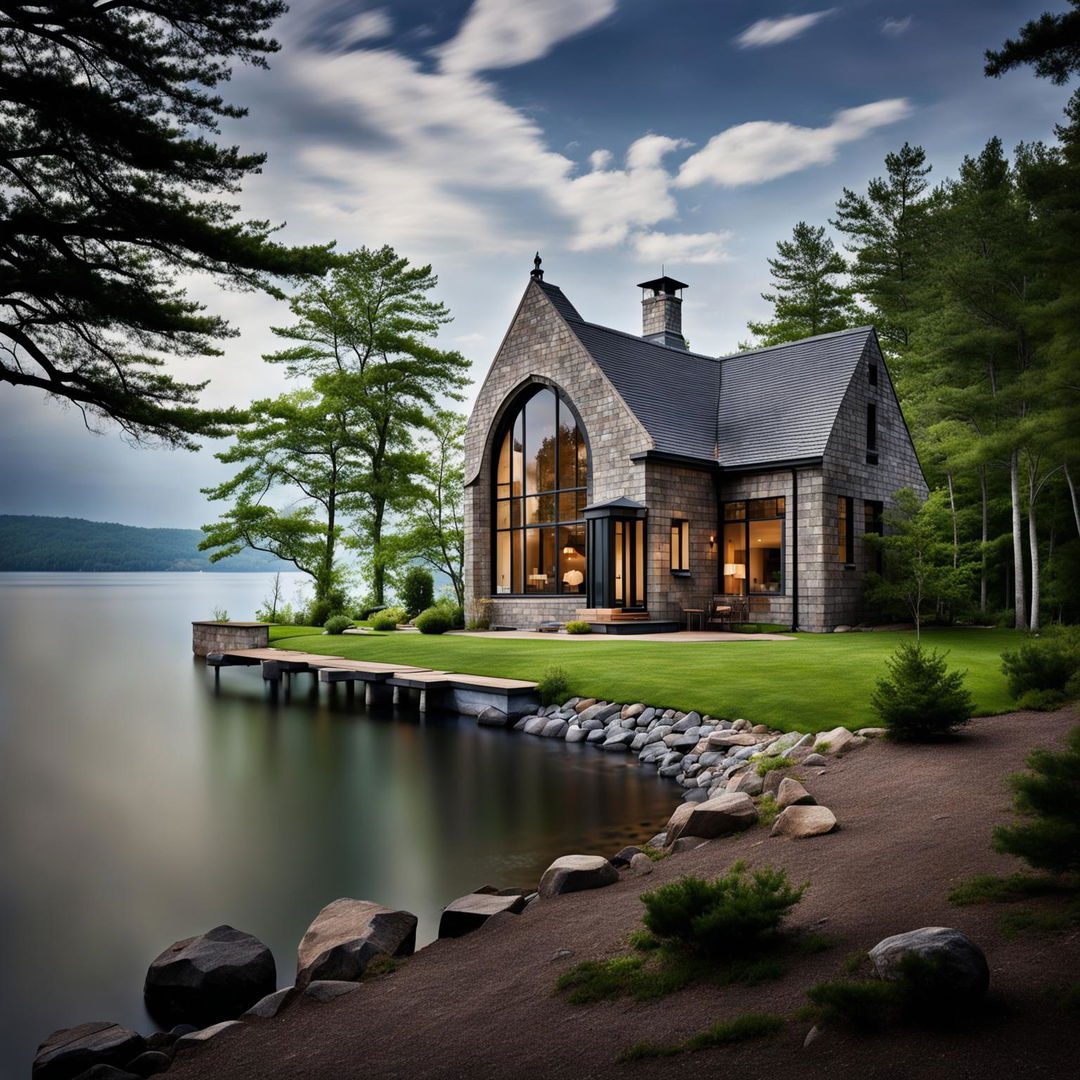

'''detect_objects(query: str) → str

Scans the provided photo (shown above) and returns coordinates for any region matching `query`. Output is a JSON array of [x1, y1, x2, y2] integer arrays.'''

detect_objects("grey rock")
[[573, 698, 597, 713], [476, 706, 510, 727], [574, 703, 606, 724], [125, 1051, 172, 1078], [731, 718, 751, 732], [671, 713, 698, 734], [708, 731, 761, 749], [726, 770, 763, 796], [638, 707, 657, 725], [585, 728, 606, 743], [34, 1023, 145, 1080], [580, 716, 604, 732], [541, 718, 569, 738], [682, 787, 709, 802], [698, 751, 723, 767], [771, 805, 837, 838], [595, 703, 623, 723], [658, 762, 684, 777], [642, 729, 666, 746], [629, 853, 654, 876], [619, 716, 638, 730], [611, 845, 643, 867], [512, 717, 528, 731], [565, 726, 588, 743], [813, 726, 860, 755], [869, 927, 989, 1000], [621, 703, 646, 720], [777, 778, 816, 808], [602, 730, 635, 750], [173, 1021, 243, 1048], [303, 980, 362, 1002], [669, 734, 700, 751], [522, 716, 548, 735], [538, 855, 618, 898], [144, 924, 275, 1027], [630, 732, 649, 751], [242, 987, 294, 1019], [762, 731, 803, 757], [802, 753, 829, 766], [667, 792, 758, 842], [296, 898, 416, 986], [638, 744, 667, 764]]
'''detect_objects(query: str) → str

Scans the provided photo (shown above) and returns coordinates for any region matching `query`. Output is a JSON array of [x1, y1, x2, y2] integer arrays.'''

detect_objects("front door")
[[612, 518, 646, 610]]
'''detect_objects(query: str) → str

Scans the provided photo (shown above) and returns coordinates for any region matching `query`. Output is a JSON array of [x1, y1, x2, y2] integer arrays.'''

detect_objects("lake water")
[[0, 572, 677, 1074]]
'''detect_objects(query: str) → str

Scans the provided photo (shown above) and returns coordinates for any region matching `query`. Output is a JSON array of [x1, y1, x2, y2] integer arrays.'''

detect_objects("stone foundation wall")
[[192, 622, 270, 657]]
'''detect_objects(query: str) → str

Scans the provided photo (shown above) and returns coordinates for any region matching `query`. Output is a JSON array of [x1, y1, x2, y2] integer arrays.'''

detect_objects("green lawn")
[[267, 625, 1024, 733]]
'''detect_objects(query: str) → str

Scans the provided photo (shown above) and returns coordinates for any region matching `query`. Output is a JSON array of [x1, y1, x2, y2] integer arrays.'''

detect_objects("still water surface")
[[0, 573, 676, 1074]]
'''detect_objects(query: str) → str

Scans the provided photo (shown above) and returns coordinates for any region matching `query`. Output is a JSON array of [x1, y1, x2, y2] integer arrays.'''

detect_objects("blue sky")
[[0, 0, 1068, 528]]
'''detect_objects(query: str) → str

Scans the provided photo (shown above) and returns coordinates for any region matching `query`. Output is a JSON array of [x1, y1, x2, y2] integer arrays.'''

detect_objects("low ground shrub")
[[757, 756, 797, 776], [370, 606, 407, 632], [565, 620, 592, 635], [870, 641, 974, 740], [993, 724, 1080, 876], [536, 665, 570, 705], [617, 1012, 784, 1062], [415, 606, 454, 635], [1001, 629, 1080, 703], [640, 861, 806, 958], [323, 614, 353, 634], [399, 566, 434, 618], [947, 872, 1069, 906]]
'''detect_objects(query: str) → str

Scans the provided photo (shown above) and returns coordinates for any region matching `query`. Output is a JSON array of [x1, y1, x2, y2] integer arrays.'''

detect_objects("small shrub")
[[640, 861, 806, 958], [536, 665, 570, 706], [1016, 688, 1068, 711], [370, 606, 406, 632], [399, 566, 435, 617], [993, 724, 1080, 876], [565, 620, 592, 635], [466, 619, 490, 631], [211, 606, 229, 621], [324, 614, 353, 635], [870, 641, 974, 741], [806, 978, 901, 1031], [756, 795, 781, 828], [1001, 630, 1080, 700], [555, 955, 646, 1004], [757, 756, 796, 777], [618, 1012, 784, 1062], [415, 606, 454, 635]]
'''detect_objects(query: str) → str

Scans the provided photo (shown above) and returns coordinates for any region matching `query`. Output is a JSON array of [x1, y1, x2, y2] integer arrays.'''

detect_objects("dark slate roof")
[[716, 327, 873, 468], [537, 280, 873, 470]]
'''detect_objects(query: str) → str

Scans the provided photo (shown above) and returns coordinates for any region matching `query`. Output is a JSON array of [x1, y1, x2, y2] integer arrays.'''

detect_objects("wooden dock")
[[204, 648, 538, 718]]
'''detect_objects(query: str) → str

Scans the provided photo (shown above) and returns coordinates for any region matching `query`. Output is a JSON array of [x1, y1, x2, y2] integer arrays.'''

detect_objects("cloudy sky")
[[0, 0, 1067, 528]]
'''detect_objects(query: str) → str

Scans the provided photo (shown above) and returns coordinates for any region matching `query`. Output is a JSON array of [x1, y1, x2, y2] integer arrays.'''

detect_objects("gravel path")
[[168, 707, 1079, 1080]]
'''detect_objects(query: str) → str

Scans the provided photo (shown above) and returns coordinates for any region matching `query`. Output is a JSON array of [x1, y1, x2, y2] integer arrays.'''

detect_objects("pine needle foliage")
[[870, 641, 974, 740]]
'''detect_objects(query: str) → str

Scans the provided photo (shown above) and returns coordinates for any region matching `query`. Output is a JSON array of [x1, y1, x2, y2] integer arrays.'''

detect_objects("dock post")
[[366, 682, 393, 708], [418, 689, 427, 713], [393, 686, 403, 706]]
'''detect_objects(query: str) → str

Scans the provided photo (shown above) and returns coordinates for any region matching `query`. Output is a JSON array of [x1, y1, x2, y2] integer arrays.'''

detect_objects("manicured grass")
[[266, 626, 1024, 733]]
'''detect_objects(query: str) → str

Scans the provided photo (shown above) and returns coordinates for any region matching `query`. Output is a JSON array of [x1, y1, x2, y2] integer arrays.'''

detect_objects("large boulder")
[[726, 770, 763, 796], [296, 898, 417, 987], [665, 792, 757, 844], [771, 805, 837, 838], [869, 927, 989, 1000], [707, 732, 761, 749], [143, 925, 275, 1027], [538, 855, 618, 899], [438, 892, 526, 938], [776, 777, 816, 808], [813, 726, 864, 755], [33, 1022, 144, 1080], [476, 707, 509, 727]]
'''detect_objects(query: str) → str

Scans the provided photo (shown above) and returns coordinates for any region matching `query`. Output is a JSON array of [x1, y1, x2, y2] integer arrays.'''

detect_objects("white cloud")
[[882, 16, 912, 36], [734, 9, 836, 49], [632, 230, 733, 264], [589, 148, 613, 170], [676, 99, 912, 188], [343, 9, 392, 45], [437, 0, 616, 74], [554, 135, 689, 250]]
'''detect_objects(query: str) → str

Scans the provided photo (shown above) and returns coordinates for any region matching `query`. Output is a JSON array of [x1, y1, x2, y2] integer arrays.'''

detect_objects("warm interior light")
[[723, 563, 746, 578], [562, 546, 576, 555]]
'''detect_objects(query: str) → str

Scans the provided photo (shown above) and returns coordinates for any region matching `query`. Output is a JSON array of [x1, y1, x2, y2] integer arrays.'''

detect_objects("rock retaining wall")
[[191, 622, 270, 657]]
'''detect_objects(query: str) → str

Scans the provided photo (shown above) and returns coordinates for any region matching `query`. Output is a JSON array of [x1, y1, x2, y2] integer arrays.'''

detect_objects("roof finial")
[[531, 251, 544, 280]]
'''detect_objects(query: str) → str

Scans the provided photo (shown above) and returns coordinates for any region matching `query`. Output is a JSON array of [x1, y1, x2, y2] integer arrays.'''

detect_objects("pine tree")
[[744, 222, 857, 347]]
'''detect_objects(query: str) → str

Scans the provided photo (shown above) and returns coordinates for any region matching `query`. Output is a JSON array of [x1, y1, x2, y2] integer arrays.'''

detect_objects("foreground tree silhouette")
[[0, 1, 332, 445]]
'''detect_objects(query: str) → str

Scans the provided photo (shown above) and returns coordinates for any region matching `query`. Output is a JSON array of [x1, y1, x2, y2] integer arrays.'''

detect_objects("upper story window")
[[670, 519, 690, 572], [866, 403, 878, 465], [838, 496, 854, 564], [722, 497, 785, 595], [493, 386, 588, 595]]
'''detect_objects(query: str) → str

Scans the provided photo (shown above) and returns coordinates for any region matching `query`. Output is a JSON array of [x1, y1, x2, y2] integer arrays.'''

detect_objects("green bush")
[[399, 566, 434, 617], [640, 861, 806, 959], [370, 606, 406, 632], [466, 618, 490, 630], [1001, 630, 1080, 700], [536, 665, 570, 706], [870, 641, 974, 740], [323, 614, 353, 634], [354, 602, 385, 621], [565, 620, 592, 634], [414, 606, 454, 634], [993, 724, 1080, 876], [757, 756, 796, 776]]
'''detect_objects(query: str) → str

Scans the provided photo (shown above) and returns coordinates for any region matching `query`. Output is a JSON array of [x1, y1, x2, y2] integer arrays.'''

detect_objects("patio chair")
[[707, 594, 748, 630]]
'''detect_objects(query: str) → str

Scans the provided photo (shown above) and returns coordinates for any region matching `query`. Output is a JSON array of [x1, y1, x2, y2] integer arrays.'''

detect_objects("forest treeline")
[[0, 516, 281, 573]]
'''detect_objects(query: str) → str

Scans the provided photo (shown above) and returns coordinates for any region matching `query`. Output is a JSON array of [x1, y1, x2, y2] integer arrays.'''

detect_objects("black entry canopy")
[[636, 275, 688, 296], [583, 497, 648, 519]]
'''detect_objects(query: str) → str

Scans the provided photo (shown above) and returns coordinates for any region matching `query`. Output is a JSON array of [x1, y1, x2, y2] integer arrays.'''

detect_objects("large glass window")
[[838, 496, 854, 564], [494, 387, 587, 595], [723, 497, 785, 594]]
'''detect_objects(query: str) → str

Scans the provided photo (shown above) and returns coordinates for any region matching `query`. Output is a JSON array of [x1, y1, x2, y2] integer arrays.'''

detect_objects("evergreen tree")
[[985, 2, 1080, 84], [263, 246, 470, 604], [832, 143, 934, 378], [0, 1, 332, 446], [744, 222, 857, 347]]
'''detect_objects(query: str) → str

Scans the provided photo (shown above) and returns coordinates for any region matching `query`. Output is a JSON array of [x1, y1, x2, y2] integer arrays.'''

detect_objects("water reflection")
[[0, 573, 676, 1073]]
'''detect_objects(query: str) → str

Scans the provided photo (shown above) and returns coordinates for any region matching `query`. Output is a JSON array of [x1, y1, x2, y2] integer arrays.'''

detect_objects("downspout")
[[790, 468, 799, 632]]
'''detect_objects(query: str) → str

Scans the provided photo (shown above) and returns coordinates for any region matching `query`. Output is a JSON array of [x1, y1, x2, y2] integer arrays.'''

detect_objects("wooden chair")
[[707, 594, 748, 630]]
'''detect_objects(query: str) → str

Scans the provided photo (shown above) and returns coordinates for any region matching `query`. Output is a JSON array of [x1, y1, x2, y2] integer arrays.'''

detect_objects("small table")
[[683, 608, 705, 631]]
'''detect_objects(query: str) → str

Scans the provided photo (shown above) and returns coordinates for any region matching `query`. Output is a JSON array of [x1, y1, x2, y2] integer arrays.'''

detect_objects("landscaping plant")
[[565, 620, 592, 635], [324, 615, 353, 635], [1000, 627, 1080, 709], [870, 641, 974, 740], [370, 607, 407, 632], [415, 606, 454, 635], [993, 724, 1080, 877], [399, 566, 435, 618], [536, 665, 570, 706]]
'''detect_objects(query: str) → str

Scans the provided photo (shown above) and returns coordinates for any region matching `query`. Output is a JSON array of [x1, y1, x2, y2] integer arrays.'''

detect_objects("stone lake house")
[[463, 259, 927, 633]]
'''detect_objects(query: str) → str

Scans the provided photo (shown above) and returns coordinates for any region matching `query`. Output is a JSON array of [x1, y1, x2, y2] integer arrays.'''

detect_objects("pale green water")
[[0, 573, 676, 1075]]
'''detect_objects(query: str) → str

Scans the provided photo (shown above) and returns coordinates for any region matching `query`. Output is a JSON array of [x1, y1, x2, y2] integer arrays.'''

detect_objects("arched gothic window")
[[494, 386, 588, 595]]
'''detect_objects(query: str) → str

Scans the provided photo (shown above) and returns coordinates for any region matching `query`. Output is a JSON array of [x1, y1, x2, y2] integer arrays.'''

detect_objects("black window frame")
[[721, 497, 786, 595], [838, 495, 855, 566], [670, 518, 690, 575]]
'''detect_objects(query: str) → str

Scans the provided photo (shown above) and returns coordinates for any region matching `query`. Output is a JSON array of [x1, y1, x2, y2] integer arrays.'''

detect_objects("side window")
[[670, 519, 689, 572]]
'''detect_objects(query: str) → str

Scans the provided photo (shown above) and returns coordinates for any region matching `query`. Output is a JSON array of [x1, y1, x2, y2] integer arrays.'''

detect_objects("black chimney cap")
[[637, 275, 688, 295]]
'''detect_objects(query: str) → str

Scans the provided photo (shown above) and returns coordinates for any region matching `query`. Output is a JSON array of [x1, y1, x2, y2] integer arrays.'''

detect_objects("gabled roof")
[[535, 280, 874, 471]]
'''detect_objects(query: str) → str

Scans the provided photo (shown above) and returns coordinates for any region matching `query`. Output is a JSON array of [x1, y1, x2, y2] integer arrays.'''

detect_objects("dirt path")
[[169, 708, 1079, 1080]]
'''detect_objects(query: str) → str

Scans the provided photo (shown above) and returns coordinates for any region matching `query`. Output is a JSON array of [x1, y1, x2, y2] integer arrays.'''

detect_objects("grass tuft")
[[617, 1012, 784, 1061], [948, 872, 1070, 906], [757, 756, 797, 776]]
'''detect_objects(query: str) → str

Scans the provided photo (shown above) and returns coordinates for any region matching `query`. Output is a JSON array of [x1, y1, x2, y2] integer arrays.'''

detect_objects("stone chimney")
[[638, 275, 688, 350]]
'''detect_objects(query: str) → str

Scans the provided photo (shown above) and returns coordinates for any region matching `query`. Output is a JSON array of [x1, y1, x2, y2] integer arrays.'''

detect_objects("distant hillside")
[[0, 516, 283, 572]]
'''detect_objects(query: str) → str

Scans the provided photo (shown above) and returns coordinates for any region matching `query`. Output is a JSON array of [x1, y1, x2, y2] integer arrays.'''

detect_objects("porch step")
[[574, 608, 651, 622]]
